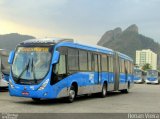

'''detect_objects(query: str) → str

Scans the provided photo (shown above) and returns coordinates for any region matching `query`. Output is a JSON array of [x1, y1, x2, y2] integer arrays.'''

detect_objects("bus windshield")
[[134, 70, 142, 77], [147, 70, 158, 77], [12, 47, 52, 84]]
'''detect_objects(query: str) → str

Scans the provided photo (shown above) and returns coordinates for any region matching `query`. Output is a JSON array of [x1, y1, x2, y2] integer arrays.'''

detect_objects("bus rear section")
[[8, 38, 134, 102], [146, 70, 160, 84], [0, 49, 10, 88], [114, 52, 134, 93]]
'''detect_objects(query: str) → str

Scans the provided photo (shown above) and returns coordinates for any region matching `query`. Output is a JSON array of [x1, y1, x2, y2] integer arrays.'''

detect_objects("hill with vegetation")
[[0, 33, 35, 50], [97, 24, 160, 62]]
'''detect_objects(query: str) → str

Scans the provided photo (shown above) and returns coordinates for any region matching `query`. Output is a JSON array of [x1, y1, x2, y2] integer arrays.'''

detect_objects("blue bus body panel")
[[119, 73, 134, 86], [117, 52, 133, 62], [128, 74, 134, 84], [108, 72, 114, 84], [9, 66, 54, 98], [147, 77, 157, 81], [9, 39, 134, 99], [55, 42, 114, 55], [9, 70, 115, 99], [134, 76, 141, 81], [119, 73, 126, 84]]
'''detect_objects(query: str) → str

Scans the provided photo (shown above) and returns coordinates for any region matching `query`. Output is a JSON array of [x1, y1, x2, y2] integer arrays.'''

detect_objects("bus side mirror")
[[52, 51, 60, 64], [8, 50, 15, 64]]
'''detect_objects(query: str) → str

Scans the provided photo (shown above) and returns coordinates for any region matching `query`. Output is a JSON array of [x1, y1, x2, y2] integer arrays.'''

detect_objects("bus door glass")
[[93, 54, 99, 84], [114, 54, 119, 90], [124, 61, 128, 83], [0, 57, 2, 80], [98, 55, 102, 83]]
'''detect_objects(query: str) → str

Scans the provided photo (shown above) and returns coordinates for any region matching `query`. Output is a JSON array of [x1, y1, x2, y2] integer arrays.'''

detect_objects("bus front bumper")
[[145, 79, 158, 84], [134, 79, 143, 83], [9, 88, 54, 99], [9, 85, 69, 99]]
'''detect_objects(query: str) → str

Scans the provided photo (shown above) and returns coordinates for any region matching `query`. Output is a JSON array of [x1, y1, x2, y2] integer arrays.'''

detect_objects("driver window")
[[51, 47, 67, 84], [57, 55, 66, 75]]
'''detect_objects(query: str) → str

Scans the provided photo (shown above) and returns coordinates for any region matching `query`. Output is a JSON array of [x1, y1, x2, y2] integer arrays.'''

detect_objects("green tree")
[[142, 63, 152, 71]]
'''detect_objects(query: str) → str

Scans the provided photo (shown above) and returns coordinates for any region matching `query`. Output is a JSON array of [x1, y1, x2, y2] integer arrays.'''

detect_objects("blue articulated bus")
[[0, 49, 10, 88], [134, 68, 146, 83], [8, 38, 134, 102], [146, 70, 160, 84]]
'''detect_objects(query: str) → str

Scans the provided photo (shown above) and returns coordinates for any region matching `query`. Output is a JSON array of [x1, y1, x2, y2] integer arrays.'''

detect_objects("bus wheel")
[[121, 82, 130, 93], [101, 83, 107, 98], [67, 86, 76, 103], [32, 98, 41, 102]]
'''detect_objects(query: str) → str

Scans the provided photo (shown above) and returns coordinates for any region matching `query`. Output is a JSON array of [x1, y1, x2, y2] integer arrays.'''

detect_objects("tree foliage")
[[142, 63, 152, 71]]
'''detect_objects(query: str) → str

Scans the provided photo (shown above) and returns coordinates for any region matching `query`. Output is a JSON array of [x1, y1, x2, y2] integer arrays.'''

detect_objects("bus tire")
[[100, 83, 107, 98], [67, 86, 76, 103], [121, 82, 130, 93], [32, 98, 41, 102]]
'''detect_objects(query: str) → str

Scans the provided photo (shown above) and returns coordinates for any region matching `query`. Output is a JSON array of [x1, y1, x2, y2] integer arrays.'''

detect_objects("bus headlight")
[[38, 79, 49, 90], [9, 80, 14, 89]]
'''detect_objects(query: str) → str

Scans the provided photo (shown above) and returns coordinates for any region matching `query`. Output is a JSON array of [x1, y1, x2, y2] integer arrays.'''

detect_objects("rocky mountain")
[[97, 24, 160, 62], [0, 33, 35, 50]]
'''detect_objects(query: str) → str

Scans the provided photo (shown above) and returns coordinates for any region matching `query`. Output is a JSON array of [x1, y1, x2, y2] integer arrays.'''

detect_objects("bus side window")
[[68, 48, 79, 71], [94, 54, 98, 72], [130, 63, 132, 74], [128, 61, 130, 74], [109, 56, 113, 72], [88, 52, 92, 71], [79, 50, 88, 71], [91, 53, 95, 71], [101, 54, 108, 72], [124, 60, 128, 74], [106, 55, 109, 72], [121, 59, 125, 73]]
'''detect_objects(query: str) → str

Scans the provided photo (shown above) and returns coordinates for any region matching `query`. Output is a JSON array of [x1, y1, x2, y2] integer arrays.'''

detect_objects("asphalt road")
[[0, 84, 160, 113]]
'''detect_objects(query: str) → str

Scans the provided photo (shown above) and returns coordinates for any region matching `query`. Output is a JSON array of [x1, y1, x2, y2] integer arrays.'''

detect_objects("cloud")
[[0, 0, 160, 44]]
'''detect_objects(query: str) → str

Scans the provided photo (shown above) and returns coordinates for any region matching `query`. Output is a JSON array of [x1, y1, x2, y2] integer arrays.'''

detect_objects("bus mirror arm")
[[8, 50, 15, 64], [52, 51, 60, 64]]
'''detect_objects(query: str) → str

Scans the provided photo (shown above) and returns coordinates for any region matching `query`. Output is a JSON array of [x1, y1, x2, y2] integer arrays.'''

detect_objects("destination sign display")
[[18, 47, 49, 52]]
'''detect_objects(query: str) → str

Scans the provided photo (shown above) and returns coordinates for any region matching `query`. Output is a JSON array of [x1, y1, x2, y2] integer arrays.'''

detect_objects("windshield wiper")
[[16, 59, 30, 83], [31, 58, 37, 83]]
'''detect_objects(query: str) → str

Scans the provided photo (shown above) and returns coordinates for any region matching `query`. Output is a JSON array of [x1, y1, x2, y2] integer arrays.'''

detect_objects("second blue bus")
[[146, 70, 160, 84], [134, 68, 146, 83]]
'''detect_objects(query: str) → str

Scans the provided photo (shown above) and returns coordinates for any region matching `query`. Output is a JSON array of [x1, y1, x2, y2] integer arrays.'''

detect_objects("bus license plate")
[[22, 92, 29, 96]]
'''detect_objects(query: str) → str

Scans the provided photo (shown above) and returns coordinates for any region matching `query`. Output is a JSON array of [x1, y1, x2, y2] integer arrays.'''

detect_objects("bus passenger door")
[[114, 53, 120, 90], [93, 54, 99, 84], [0, 58, 1, 81], [124, 61, 128, 85], [98, 55, 102, 84]]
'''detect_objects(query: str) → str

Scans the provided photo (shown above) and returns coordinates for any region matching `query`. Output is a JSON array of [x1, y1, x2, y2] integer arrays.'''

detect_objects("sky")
[[0, 0, 160, 44]]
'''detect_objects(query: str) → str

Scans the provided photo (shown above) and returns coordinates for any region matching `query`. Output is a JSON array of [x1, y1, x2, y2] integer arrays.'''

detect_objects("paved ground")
[[0, 84, 160, 113]]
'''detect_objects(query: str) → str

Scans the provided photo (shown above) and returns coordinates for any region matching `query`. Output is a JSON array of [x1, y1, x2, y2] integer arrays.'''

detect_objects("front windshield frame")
[[11, 45, 54, 84]]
